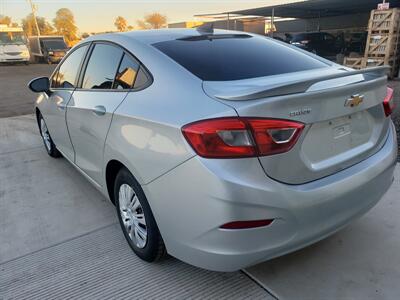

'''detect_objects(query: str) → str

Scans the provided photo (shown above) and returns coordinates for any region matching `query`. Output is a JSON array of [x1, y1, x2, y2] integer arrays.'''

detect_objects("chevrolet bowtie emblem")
[[345, 94, 364, 107]]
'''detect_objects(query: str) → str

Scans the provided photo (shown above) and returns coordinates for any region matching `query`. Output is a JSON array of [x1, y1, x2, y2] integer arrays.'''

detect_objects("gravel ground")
[[388, 80, 400, 162]]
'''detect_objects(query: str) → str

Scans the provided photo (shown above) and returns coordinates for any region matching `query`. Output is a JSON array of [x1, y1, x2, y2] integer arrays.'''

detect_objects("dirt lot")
[[0, 64, 399, 160]]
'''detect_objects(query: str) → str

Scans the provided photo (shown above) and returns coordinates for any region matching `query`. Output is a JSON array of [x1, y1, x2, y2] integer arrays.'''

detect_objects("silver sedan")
[[29, 28, 397, 272]]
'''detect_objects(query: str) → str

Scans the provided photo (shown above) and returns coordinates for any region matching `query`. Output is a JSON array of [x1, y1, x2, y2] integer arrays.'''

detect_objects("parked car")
[[290, 32, 344, 58], [0, 25, 30, 64], [28, 36, 69, 64], [345, 32, 368, 54], [28, 29, 397, 272]]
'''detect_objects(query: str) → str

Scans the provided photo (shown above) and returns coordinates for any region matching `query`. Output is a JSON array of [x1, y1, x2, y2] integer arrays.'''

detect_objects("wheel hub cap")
[[40, 118, 51, 151], [118, 184, 147, 249]]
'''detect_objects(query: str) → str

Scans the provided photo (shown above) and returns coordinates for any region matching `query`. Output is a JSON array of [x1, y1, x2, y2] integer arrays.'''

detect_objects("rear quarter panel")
[[103, 36, 237, 185], [104, 89, 236, 185]]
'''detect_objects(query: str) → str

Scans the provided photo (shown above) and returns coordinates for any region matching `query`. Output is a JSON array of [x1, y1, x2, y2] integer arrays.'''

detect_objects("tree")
[[53, 8, 78, 46], [114, 16, 127, 32], [137, 12, 167, 30], [81, 32, 90, 39], [127, 25, 134, 31], [0, 15, 12, 26], [22, 14, 54, 36], [136, 20, 150, 30]]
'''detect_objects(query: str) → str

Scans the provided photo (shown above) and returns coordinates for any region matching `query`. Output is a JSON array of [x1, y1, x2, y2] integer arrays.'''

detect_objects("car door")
[[44, 44, 89, 161], [66, 42, 140, 185]]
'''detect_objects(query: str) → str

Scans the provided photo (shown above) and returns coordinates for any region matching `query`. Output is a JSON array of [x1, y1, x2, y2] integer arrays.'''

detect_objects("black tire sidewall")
[[114, 168, 163, 262], [38, 113, 60, 158]]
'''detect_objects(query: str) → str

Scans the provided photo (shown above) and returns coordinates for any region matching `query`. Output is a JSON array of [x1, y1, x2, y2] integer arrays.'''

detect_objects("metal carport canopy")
[[226, 0, 399, 19]]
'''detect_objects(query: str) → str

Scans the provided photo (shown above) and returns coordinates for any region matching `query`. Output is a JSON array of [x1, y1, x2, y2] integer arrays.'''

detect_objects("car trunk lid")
[[203, 66, 391, 184]]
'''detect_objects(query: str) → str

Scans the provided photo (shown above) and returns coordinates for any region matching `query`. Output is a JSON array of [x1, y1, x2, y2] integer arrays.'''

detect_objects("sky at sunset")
[[0, 0, 298, 33]]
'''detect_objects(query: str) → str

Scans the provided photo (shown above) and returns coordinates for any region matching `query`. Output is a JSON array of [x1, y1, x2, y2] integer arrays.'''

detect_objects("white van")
[[0, 25, 30, 64]]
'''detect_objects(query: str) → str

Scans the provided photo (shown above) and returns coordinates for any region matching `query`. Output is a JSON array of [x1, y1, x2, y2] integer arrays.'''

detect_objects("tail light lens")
[[182, 117, 304, 158], [383, 87, 395, 117], [248, 119, 304, 156]]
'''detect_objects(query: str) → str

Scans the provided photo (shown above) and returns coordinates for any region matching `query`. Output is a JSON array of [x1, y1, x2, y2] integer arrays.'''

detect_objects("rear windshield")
[[153, 34, 328, 81]]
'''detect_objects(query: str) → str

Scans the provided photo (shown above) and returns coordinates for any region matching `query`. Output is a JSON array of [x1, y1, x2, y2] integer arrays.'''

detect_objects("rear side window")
[[114, 54, 140, 89], [82, 43, 123, 89], [153, 35, 328, 81], [53, 44, 88, 89], [133, 68, 149, 89]]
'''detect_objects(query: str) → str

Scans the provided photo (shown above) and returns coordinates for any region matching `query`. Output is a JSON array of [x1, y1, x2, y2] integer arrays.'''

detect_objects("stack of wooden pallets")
[[343, 56, 364, 69], [362, 8, 400, 78], [343, 8, 400, 77]]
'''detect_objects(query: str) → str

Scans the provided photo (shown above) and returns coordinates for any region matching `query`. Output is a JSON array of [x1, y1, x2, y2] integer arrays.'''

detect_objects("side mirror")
[[28, 77, 51, 95]]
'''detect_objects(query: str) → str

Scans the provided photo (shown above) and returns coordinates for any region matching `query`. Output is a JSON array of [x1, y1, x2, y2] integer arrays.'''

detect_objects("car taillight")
[[383, 87, 395, 117], [182, 117, 304, 158]]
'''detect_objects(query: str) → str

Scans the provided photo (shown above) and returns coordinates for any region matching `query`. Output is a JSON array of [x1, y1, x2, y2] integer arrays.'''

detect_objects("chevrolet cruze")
[[28, 28, 397, 272]]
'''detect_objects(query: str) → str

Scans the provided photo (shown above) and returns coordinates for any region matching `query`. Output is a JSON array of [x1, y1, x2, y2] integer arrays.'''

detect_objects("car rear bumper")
[[0, 56, 30, 63], [145, 121, 397, 272], [47, 56, 63, 63]]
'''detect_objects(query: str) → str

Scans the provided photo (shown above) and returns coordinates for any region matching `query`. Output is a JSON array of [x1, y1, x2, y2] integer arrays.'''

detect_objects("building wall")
[[168, 20, 244, 31], [243, 21, 266, 35], [168, 21, 204, 28], [275, 13, 370, 33], [211, 20, 244, 31]]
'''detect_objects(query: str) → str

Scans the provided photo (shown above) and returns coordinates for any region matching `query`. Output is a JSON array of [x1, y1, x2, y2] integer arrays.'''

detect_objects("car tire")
[[114, 167, 166, 262], [38, 113, 61, 158]]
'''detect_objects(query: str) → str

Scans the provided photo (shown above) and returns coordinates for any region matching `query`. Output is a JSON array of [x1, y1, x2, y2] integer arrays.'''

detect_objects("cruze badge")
[[345, 94, 364, 107], [289, 108, 311, 117]]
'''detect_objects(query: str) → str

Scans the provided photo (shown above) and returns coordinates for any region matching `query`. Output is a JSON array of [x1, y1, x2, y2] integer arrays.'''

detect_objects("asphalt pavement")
[[0, 64, 56, 118]]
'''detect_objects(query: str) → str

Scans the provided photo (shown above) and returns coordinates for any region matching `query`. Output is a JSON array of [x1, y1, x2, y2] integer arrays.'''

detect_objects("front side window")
[[53, 44, 88, 89], [153, 34, 328, 81], [50, 70, 59, 88], [82, 43, 123, 89]]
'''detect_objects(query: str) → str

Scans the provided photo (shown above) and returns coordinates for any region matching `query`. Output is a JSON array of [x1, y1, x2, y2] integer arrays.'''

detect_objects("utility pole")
[[27, 0, 40, 36], [270, 8, 275, 38]]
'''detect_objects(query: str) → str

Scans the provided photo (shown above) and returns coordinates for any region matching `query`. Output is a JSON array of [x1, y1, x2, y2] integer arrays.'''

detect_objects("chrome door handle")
[[92, 105, 106, 116]]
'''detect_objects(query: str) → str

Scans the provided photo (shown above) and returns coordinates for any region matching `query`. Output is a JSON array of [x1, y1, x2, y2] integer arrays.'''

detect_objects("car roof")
[[85, 28, 254, 46]]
